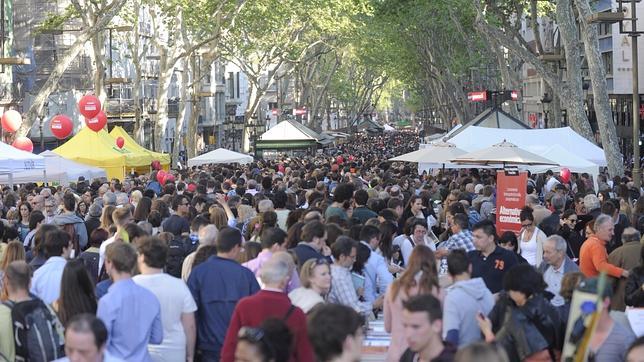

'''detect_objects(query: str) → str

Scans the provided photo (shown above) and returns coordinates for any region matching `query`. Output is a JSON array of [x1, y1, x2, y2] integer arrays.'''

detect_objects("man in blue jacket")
[[187, 227, 260, 361]]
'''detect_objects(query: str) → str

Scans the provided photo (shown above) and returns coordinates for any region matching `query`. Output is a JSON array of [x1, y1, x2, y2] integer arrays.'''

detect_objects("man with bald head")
[[526, 194, 551, 227], [181, 225, 218, 281], [31, 195, 45, 212]]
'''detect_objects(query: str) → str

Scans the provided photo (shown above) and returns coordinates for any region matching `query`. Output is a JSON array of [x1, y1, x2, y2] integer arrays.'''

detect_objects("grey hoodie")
[[442, 277, 495, 347], [52, 212, 88, 250]]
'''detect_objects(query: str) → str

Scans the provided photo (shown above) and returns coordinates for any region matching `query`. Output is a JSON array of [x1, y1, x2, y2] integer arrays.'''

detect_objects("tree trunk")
[[244, 82, 263, 153], [154, 50, 174, 152], [17, 0, 128, 137], [90, 34, 107, 105], [556, 0, 595, 141], [174, 62, 188, 167], [574, 0, 624, 176], [186, 54, 200, 160]]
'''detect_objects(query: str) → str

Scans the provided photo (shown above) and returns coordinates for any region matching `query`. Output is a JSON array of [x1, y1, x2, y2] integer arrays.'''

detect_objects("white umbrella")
[[188, 148, 253, 167], [389, 141, 467, 164], [451, 140, 559, 167]]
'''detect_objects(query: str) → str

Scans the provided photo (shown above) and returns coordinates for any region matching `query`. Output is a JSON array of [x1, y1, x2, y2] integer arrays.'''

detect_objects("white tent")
[[524, 144, 601, 190], [383, 124, 397, 132], [188, 148, 253, 167], [0, 142, 45, 181], [0, 151, 106, 185], [452, 140, 559, 167], [447, 126, 607, 166]]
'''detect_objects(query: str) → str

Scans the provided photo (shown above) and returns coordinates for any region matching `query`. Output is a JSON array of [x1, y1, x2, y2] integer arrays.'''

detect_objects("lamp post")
[[618, 0, 642, 188], [591, 3, 642, 187]]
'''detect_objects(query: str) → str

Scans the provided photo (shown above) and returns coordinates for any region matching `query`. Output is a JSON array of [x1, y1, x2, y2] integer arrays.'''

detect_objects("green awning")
[[255, 140, 316, 149], [397, 119, 411, 127]]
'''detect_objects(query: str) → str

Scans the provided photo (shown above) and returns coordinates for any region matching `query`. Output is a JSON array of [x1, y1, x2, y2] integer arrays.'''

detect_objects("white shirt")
[[99, 235, 116, 276], [393, 234, 436, 266], [132, 273, 198, 362], [288, 287, 325, 313], [520, 230, 538, 266], [544, 263, 565, 307], [545, 177, 560, 193], [30, 256, 67, 304]]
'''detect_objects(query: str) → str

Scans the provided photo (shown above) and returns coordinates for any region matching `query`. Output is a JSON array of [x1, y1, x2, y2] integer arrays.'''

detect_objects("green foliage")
[[34, 5, 79, 35]]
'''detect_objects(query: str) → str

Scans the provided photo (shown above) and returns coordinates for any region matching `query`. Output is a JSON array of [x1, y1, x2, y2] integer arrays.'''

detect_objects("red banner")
[[467, 91, 488, 102], [495, 170, 528, 236]]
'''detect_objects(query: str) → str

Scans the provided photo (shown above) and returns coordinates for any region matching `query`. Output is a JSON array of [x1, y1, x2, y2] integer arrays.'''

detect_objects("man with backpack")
[[162, 195, 196, 277], [52, 192, 88, 254], [1, 261, 65, 362], [30, 229, 72, 304]]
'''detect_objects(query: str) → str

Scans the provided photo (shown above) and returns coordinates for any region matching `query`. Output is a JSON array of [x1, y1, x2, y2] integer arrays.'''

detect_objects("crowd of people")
[[0, 131, 643, 362]]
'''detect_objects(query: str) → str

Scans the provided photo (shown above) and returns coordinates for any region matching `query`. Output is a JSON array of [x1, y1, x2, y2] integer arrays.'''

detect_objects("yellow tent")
[[109, 126, 171, 166], [53, 127, 151, 180]]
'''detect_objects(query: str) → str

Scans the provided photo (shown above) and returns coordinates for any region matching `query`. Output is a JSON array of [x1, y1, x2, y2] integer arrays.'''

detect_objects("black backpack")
[[2, 298, 64, 362], [165, 236, 199, 278], [79, 250, 100, 284]]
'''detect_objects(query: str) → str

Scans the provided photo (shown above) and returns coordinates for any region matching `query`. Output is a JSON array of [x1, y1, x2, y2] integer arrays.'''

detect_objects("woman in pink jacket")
[[383, 245, 443, 362]]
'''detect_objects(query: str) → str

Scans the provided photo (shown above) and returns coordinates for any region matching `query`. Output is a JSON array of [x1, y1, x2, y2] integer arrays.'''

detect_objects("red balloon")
[[85, 111, 107, 132], [12, 136, 33, 153], [116, 136, 125, 149], [560, 168, 571, 184], [50, 115, 73, 139], [151, 160, 161, 170], [156, 170, 166, 184], [1, 110, 22, 133], [78, 95, 101, 119]]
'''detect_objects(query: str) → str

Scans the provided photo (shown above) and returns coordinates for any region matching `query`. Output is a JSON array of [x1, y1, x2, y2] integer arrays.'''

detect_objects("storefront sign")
[[495, 170, 528, 236]]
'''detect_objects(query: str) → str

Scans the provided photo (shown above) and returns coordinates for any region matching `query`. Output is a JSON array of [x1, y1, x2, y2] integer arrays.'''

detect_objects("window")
[[602, 52, 613, 75], [228, 72, 234, 98], [598, 17, 612, 36], [236, 72, 240, 98]]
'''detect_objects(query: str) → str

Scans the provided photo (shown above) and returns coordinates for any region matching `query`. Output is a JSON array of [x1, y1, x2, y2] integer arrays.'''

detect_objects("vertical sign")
[[495, 170, 528, 236]]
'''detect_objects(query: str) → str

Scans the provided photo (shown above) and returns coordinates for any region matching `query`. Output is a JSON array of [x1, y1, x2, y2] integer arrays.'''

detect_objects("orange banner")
[[495, 170, 528, 236]]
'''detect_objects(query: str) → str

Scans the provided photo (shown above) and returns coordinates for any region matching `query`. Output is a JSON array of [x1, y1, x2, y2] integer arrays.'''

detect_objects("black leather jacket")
[[494, 293, 563, 361], [626, 266, 644, 307]]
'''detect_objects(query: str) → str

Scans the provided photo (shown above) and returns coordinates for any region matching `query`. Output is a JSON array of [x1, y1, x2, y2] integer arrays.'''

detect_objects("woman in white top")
[[518, 206, 547, 267], [288, 258, 331, 313]]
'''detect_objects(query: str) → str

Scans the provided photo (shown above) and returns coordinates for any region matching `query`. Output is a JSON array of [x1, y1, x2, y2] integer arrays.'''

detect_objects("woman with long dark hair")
[[477, 264, 563, 361], [54, 259, 97, 326], [397, 194, 435, 235], [133, 196, 153, 223], [76, 201, 88, 220], [16, 202, 32, 243]]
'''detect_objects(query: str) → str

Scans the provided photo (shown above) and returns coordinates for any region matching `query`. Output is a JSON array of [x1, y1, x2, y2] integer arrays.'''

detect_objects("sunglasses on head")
[[312, 258, 329, 267], [238, 327, 276, 359]]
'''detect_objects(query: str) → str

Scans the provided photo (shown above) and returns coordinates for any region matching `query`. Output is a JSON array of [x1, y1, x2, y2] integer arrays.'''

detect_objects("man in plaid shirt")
[[436, 214, 475, 274], [327, 237, 375, 317]]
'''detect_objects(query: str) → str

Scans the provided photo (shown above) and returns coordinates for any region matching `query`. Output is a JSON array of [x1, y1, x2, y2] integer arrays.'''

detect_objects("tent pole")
[[8, 173, 13, 189]]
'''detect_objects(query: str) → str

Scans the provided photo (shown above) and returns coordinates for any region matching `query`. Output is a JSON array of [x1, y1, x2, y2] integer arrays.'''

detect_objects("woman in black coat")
[[625, 246, 644, 308]]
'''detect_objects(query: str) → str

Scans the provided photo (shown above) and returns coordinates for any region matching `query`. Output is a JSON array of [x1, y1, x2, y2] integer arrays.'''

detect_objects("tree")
[[17, 0, 129, 137], [220, 0, 371, 150], [573, 0, 624, 176]]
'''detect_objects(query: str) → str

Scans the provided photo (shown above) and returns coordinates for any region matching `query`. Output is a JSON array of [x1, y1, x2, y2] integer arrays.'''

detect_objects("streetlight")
[[620, 0, 644, 189], [592, 2, 642, 187]]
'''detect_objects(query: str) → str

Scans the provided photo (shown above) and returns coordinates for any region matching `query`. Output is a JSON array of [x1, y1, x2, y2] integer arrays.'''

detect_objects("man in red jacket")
[[221, 252, 314, 362]]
